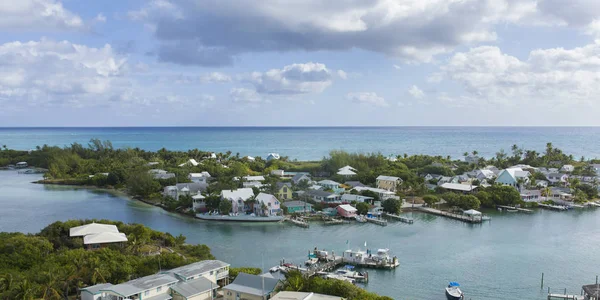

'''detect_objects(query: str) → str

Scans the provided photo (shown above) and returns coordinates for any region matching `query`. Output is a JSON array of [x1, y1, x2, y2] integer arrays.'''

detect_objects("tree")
[[219, 200, 232, 215], [382, 199, 401, 214], [422, 195, 438, 207], [127, 171, 161, 198], [355, 202, 370, 215], [574, 189, 588, 204]]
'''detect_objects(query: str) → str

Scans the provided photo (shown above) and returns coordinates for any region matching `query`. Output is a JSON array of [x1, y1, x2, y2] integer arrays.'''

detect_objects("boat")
[[481, 215, 491, 221], [334, 265, 367, 281], [445, 282, 464, 300], [355, 215, 367, 223], [305, 257, 318, 266], [497, 207, 502, 211], [506, 209, 518, 212], [269, 266, 280, 272]]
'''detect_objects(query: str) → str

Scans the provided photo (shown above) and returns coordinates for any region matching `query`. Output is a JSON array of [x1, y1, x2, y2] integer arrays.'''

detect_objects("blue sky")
[[1, 0, 600, 126]]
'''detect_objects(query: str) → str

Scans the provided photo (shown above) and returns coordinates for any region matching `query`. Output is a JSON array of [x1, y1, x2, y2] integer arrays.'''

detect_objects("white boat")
[[445, 282, 464, 300], [355, 215, 367, 223], [335, 266, 366, 280], [305, 258, 318, 266], [269, 266, 280, 272], [506, 209, 518, 212], [481, 215, 491, 221], [325, 274, 355, 284]]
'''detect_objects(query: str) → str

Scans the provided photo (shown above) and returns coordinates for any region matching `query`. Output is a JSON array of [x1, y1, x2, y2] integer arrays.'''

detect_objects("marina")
[[383, 212, 414, 224], [417, 206, 483, 223], [366, 216, 388, 226]]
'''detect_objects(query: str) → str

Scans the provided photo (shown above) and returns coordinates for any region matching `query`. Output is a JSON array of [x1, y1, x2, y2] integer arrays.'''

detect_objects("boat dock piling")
[[383, 212, 414, 224], [496, 205, 533, 213], [366, 217, 388, 226], [538, 204, 569, 211], [417, 207, 482, 223]]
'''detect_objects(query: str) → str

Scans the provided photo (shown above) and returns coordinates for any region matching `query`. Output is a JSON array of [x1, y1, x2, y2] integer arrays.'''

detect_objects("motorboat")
[[269, 266, 280, 272], [305, 257, 318, 266], [481, 215, 491, 221], [335, 265, 366, 280], [445, 282, 464, 300], [325, 274, 356, 284], [355, 215, 367, 223]]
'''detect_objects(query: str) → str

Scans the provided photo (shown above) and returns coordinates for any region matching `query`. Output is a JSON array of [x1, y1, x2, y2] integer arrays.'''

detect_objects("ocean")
[[0, 127, 599, 161]]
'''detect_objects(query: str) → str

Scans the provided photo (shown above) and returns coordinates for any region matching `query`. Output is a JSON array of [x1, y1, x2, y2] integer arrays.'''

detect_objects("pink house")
[[337, 204, 358, 218], [255, 193, 281, 216]]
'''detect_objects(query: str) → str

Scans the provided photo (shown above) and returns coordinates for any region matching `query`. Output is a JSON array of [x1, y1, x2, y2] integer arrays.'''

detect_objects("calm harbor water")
[[1, 127, 600, 160], [2, 170, 600, 300]]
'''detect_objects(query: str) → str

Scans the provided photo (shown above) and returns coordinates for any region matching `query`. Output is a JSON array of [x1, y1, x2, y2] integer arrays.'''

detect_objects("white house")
[[245, 156, 255, 161], [520, 189, 541, 202], [189, 172, 211, 183], [340, 194, 374, 203], [221, 188, 255, 214], [376, 175, 403, 192], [266, 153, 280, 161], [475, 169, 495, 181], [192, 194, 206, 212], [495, 168, 530, 189], [69, 223, 128, 250], [164, 183, 208, 199], [547, 173, 569, 185], [560, 164, 575, 173], [535, 180, 549, 188], [70, 223, 119, 237], [15, 161, 28, 168], [352, 186, 397, 200], [179, 159, 200, 167], [254, 193, 281, 216], [440, 183, 478, 193]]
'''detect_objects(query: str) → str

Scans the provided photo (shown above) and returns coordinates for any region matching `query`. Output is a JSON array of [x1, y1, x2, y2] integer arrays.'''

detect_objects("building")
[[266, 153, 280, 161], [179, 159, 200, 167], [221, 188, 255, 214], [271, 292, 344, 300], [275, 182, 292, 200], [82, 260, 229, 300], [439, 183, 478, 193], [192, 194, 207, 212], [464, 155, 480, 164], [271, 169, 285, 176], [223, 273, 279, 300], [344, 181, 366, 188], [337, 165, 357, 177], [351, 186, 397, 200], [560, 164, 575, 173], [70, 223, 128, 251], [495, 168, 530, 189], [475, 169, 495, 181], [437, 176, 452, 186], [376, 175, 403, 192], [149, 169, 175, 180], [591, 164, 600, 175], [520, 189, 541, 202], [546, 173, 569, 185], [189, 172, 211, 183], [291, 173, 311, 185], [15, 161, 28, 168], [165, 183, 209, 199], [336, 204, 358, 218], [535, 180, 549, 188], [254, 193, 281, 216], [283, 201, 313, 214], [304, 190, 341, 204], [317, 180, 344, 193], [340, 194, 374, 203]]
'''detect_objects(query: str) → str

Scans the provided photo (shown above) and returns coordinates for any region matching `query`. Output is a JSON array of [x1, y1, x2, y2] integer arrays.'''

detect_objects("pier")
[[497, 205, 533, 213], [384, 212, 414, 224], [285, 217, 309, 228], [417, 207, 482, 223], [538, 203, 569, 211], [366, 217, 388, 226]]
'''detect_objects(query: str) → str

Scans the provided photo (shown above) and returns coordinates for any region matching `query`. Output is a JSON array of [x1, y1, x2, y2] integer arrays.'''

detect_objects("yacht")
[[445, 282, 464, 300]]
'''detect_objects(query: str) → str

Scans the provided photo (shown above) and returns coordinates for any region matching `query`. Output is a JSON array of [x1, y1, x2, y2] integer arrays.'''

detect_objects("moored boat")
[[445, 282, 464, 300]]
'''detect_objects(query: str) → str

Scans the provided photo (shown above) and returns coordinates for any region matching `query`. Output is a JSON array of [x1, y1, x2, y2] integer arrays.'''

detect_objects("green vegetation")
[[0, 219, 214, 300], [229, 267, 262, 281], [281, 270, 393, 300], [382, 198, 402, 214], [355, 202, 370, 215]]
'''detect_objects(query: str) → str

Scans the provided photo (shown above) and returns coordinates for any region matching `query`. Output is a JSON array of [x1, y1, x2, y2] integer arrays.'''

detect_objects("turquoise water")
[[2, 170, 599, 300], [1, 127, 600, 160]]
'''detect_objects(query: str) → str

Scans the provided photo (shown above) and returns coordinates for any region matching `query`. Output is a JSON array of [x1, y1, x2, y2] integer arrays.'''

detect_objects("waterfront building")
[[70, 222, 128, 250], [15, 161, 28, 168], [284, 200, 313, 214], [275, 182, 292, 200], [337, 204, 358, 218], [376, 175, 403, 192], [546, 172, 569, 185], [222, 273, 279, 300], [192, 194, 206, 212], [352, 186, 396, 200], [340, 194, 374, 203], [304, 190, 341, 204], [165, 183, 208, 199], [520, 189, 541, 202], [254, 192, 281, 216], [221, 188, 255, 214], [439, 183, 478, 194]]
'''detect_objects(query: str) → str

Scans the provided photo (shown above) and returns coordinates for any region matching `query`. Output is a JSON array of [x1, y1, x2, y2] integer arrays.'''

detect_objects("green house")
[[284, 200, 312, 214]]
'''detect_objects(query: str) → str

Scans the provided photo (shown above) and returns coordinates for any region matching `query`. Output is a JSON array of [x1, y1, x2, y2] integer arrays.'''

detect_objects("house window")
[[145, 291, 150, 297], [283, 187, 288, 192], [210, 271, 214, 275], [268, 203, 272, 207], [157, 286, 162, 293]]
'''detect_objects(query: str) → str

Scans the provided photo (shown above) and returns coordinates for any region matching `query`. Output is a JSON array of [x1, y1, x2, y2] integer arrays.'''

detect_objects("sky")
[[1, 0, 600, 126]]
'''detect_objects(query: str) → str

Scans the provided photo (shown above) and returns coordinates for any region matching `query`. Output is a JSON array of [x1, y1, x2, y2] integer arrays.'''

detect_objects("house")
[[292, 173, 311, 185], [223, 273, 279, 300], [437, 176, 452, 186], [351, 186, 397, 200], [376, 175, 403, 192], [304, 190, 341, 204], [272, 291, 345, 300], [465, 155, 480, 164], [340, 194, 374, 203], [308, 184, 324, 190], [336, 204, 358, 218], [550, 187, 573, 203], [266, 153, 280, 161], [164, 183, 208, 199], [70, 223, 128, 251], [561, 164, 575, 173], [271, 169, 285, 176], [535, 180, 549, 188], [179, 159, 200, 167], [284, 201, 313, 214], [242, 175, 266, 182], [275, 182, 292, 200], [15, 161, 28, 168], [520, 189, 541, 202], [221, 188, 255, 214], [146, 162, 160, 166], [337, 168, 357, 177], [149, 169, 175, 180], [243, 181, 263, 189], [546, 173, 569, 185], [495, 168, 530, 189], [189, 172, 211, 183], [70, 222, 120, 237], [317, 180, 344, 193], [475, 169, 495, 181], [440, 183, 478, 193], [483, 165, 500, 175], [255, 193, 281, 216], [192, 194, 206, 212], [344, 181, 366, 188], [452, 174, 469, 183], [82, 260, 229, 300]]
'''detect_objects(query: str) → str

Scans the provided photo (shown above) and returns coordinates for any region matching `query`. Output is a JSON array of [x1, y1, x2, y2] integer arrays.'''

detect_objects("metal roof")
[[223, 273, 279, 296], [166, 260, 229, 279], [69, 223, 119, 237], [83, 232, 128, 245], [80, 283, 113, 295], [101, 273, 179, 297], [171, 277, 217, 298]]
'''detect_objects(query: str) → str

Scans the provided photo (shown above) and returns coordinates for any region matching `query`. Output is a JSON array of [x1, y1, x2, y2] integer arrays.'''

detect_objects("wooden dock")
[[548, 293, 582, 299], [384, 213, 414, 224], [366, 217, 388, 226], [538, 203, 569, 211], [417, 207, 482, 223], [497, 205, 533, 213]]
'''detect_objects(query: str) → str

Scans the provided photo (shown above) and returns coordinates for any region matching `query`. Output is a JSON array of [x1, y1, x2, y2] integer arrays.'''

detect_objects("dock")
[[366, 217, 388, 226], [285, 217, 309, 228], [417, 207, 482, 223], [384, 213, 414, 224], [497, 205, 533, 213], [538, 203, 569, 211], [548, 294, 582, 300]]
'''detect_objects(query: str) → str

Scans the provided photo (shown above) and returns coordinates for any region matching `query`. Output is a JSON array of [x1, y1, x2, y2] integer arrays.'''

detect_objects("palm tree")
[[0, 273, 14, 292], [13, 279, 37, 300], [40, 271, 62, 300], [463, 152, 468, 157], [472, 150, 478, 156]]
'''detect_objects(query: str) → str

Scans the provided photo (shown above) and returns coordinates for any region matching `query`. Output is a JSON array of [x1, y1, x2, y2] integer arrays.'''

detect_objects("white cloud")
[[230, 88, 262, 103], [408, 85, 425, 99], [200, 72, 232, 83], [393, 65, 402, 70], [347, 92, 388, 107], [439, 41, 600, 107], [245, 62, 333, 95], [95, 13, 107, 23], [337, 70, 348, 80], [0, 0, 84, 30]]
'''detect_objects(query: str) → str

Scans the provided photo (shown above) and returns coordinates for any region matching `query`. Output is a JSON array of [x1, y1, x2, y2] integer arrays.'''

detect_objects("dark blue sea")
[[0, 127, 598, 160]]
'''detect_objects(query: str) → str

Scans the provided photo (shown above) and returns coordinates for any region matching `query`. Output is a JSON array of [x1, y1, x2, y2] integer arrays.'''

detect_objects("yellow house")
[[223, 273, 279, 300], [276, 182, 293, 200], [376, 175, 403, 192]]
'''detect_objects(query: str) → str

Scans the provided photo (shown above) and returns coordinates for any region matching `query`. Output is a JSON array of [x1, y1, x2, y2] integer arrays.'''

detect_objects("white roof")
[[352, 186, 395, 195], [271, 292, 343, 300], [463, 209, 482, 216], [267, 153, 280, 159], [69, 223, 119, 237], [440, 183, 478, 192], [221, 188, 255, 201], [255, 192, 276, 204], [504, 168, 530, 179], [338, 204, 357, 212], [246, 156, 255, 161], [83, 232, 128, 245], [192, 194, 205, 200], [189, 172, 211, 178], [318, 180, 341, 186], [376, 175, 400, 181], [179, 159, 199, 167], [244, 175, 265, 182], [338, 165, 357, 171], [337, 169, 357, 176], [477, 169, 495, 177]]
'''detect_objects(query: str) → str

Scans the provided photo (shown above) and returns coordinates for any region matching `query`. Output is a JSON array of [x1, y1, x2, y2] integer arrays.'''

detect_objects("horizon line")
[[2, 125, 600, 129]]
